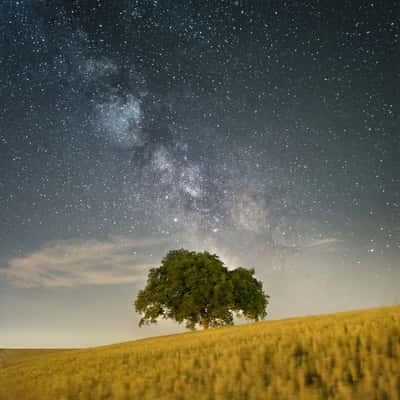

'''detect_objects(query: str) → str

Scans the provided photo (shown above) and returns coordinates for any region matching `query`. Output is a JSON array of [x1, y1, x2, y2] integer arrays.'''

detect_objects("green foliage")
[[134, 249, 268, 329], [230, 267, 268, 321]]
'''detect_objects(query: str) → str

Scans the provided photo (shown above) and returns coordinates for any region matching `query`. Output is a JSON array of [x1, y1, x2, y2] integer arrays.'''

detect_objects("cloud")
[[2, 236, 169, 288], [303, 238, 341, 248]]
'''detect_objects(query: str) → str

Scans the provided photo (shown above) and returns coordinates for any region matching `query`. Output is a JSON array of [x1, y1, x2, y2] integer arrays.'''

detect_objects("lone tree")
[[134, 249, 268, 330]]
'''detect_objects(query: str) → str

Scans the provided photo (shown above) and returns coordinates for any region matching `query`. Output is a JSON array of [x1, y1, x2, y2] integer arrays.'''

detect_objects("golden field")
[[1, 305, 399, 400]]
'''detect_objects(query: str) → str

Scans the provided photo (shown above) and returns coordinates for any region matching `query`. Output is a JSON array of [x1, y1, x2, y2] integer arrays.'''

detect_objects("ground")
[[1, 305, 399, 400]]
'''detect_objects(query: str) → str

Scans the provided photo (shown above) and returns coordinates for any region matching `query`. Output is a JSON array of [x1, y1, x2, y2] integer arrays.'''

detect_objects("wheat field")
[[1, 305, 399, 400]]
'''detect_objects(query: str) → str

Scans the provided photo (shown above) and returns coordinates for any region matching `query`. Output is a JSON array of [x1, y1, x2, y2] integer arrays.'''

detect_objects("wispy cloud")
[[2, 236, 169, 288], [304, 238, 341, 248]]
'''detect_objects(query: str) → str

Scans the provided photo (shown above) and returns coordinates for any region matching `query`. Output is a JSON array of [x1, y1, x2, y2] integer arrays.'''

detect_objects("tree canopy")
[[134, 249, 268, 330]]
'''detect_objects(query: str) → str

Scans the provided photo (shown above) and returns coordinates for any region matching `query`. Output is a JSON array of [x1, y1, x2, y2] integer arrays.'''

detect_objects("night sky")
[[1, 1, 399, 347]]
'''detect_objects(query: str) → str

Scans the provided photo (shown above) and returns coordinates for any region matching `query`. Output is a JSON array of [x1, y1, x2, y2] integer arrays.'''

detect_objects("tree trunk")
[[201, 315, 209, 330]]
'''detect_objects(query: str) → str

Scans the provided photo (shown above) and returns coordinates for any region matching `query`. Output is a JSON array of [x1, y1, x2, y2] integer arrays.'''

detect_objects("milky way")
[[0, 1, 399, 346]]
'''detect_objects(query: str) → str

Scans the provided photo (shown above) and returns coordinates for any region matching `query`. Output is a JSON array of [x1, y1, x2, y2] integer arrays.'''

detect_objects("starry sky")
[[1, 0, 399, 348]]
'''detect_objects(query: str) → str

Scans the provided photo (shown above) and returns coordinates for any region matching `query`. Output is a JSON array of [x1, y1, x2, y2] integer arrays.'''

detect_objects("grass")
[[0, 349, 68, 368], [1, 305, 399, 399]]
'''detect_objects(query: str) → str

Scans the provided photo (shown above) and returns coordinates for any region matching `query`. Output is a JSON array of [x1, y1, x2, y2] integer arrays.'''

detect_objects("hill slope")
[[0, 349, 67, 368], [1, 306, 399, 400]]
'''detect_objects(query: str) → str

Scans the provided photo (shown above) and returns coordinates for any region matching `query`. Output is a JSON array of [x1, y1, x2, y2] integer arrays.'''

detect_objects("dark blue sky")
[[0, 0, 399, 347]]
